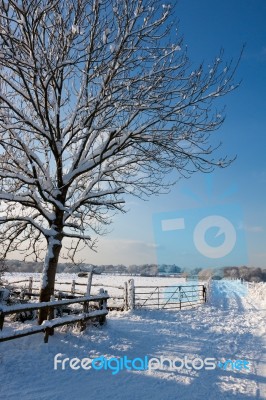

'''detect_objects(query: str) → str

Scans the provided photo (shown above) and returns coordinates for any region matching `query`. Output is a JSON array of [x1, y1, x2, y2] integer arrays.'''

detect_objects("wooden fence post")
[[0, 311, 4, 331], [203, 286, 207, 302], [57, 292, 63, 317], [48, 296, 55, 336], [102, 290, 108, 311], [44, 296, 55, 343], [28, 277, 33, 299], [71, 279, 76, 296], [84, 270, 93, 314], [123, 282, 128, 311], [86, 271, 93, 296], [98, 288, 108, 325], [128, 279, 135, 310], [20, 288, 26, 300]]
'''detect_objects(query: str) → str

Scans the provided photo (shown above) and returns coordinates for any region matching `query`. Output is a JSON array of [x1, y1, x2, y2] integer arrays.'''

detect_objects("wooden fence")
[[0, 292, 109, 343], [5, 276, 209, 312], [7, 276, 126, 310]]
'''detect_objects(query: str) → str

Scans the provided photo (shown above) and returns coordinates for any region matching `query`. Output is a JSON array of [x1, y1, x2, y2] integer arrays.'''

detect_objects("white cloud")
[[78, 238, 158, 265]]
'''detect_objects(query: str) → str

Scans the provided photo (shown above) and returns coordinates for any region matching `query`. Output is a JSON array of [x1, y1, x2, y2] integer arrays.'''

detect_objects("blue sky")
[[81, 0, 266, 268]]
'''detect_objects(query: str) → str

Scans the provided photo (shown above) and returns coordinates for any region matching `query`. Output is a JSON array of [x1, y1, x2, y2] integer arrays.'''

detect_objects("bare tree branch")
[[0, 0, 240, 320]]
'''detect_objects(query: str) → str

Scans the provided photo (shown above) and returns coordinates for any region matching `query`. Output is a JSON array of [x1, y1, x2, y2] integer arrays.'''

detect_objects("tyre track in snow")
[[211, 281, 266, 399]]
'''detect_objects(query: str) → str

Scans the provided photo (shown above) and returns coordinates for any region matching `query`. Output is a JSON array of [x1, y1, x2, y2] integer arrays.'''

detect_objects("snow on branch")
[[0, 0, 240, 263]]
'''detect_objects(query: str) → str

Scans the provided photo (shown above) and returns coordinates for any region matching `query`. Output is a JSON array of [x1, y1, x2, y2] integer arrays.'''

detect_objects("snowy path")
[[0, 281, 265, 400]]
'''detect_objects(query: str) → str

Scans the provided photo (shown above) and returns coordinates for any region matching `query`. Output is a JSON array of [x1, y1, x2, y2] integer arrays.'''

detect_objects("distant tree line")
[[197, 266, 266, 282], [3, 260, 183, 276], [222, 266, 266, 282], [2, 261, 266, 282]]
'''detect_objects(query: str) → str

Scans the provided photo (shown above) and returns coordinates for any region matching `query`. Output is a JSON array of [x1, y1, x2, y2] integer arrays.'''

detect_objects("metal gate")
[[134, 284, 206, 310]]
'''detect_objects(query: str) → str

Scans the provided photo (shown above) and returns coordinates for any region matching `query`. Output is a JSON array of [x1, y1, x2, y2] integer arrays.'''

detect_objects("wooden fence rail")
[[7, 276, 126, 310], [5, 276, 209, 312], [0, 293, 109, 343]]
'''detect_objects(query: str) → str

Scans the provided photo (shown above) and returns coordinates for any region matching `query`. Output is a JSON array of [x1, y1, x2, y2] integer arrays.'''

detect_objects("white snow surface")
[[0, 279, 265, 400]]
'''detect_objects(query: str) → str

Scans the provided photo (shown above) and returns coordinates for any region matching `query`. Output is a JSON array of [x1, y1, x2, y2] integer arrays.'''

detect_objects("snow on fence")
[[5, 275, 209, 312], [6, 276, 127, 310], [0, 292, 109, 343]]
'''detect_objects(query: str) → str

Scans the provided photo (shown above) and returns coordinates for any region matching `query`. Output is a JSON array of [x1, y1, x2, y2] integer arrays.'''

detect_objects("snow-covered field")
[[0, 278, 265, 400], [3, 272, 187, 290]]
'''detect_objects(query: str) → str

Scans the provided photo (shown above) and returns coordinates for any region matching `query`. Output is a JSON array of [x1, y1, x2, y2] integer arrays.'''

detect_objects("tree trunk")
[[38, 238, 62, 325]]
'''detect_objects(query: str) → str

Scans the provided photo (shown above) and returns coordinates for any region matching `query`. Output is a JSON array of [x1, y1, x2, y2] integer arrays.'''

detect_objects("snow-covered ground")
[[0, 279, 265, 400], [3, 272, 187, 291]]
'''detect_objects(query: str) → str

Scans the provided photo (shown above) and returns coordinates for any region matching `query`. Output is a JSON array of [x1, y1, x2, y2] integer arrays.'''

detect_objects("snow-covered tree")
[[0, 0, 240, 323]]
